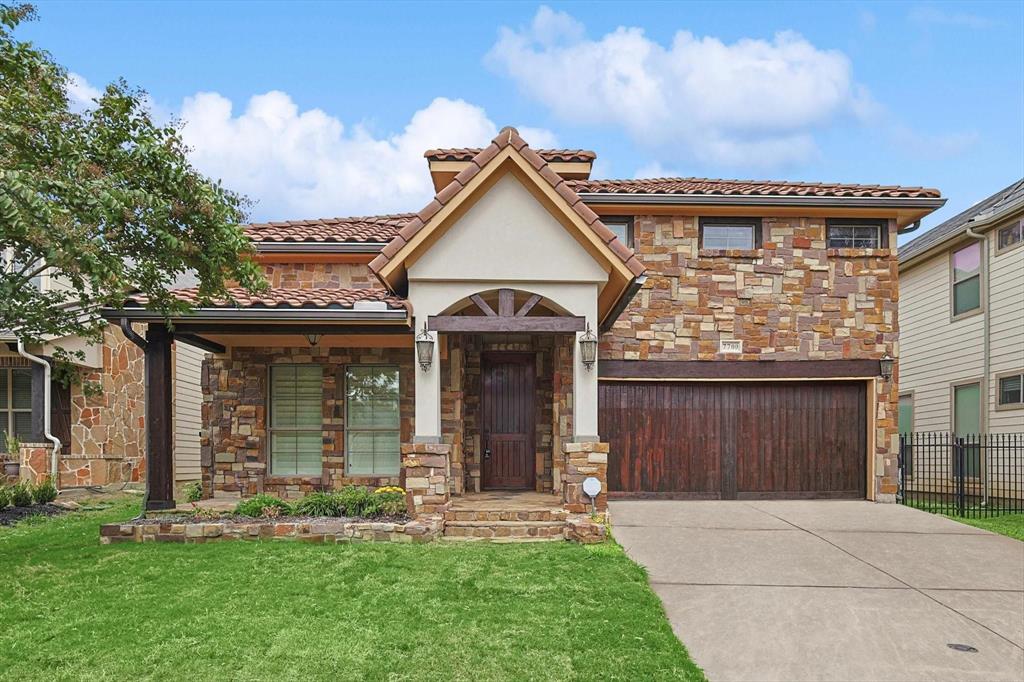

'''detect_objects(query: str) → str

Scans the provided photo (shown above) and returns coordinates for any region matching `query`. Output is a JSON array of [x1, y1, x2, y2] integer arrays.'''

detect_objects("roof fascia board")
[[104, 308, 410, 322], [254, 242, 386, 253], [578, 193, 946, 209]]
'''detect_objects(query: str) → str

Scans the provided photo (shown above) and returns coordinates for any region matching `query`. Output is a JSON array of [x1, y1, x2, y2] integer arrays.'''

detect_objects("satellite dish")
[[582, 477, 602, 498]]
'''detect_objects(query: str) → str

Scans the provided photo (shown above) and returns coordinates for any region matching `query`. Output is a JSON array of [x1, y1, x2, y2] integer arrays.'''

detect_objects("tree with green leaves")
[[0, 4, 265, 363]]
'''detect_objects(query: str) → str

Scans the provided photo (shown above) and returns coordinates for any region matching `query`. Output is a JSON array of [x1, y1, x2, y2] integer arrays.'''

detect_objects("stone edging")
[[100, 516, 443, 544]]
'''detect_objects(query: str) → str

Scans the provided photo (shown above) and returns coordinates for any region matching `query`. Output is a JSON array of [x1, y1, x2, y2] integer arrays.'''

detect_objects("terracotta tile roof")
[[243, 214, 414, 243], [126, 287, 409, 311], [373, 128, 645, 279], [568, 177, 942, 198], [424, 147, 596, 163]]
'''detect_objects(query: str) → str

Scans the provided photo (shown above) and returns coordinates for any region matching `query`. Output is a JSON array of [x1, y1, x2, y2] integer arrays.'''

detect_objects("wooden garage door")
[[599, 381, 867, 499]]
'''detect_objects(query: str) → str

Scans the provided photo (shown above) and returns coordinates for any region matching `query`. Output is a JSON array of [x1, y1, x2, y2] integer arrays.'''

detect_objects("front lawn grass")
[[944, 512, 1024, 541], [0, 501, 703, 681]]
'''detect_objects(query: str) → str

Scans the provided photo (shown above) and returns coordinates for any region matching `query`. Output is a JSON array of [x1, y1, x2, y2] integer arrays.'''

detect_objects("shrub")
[[182, 481, 202, 503], [293, 491, 343, 517], [10, 482, 33, 507], [31, 476, 57, 504], [4, 434, 20, 458], [0, 485, 9, 508], [335, 485, 373, 517], [370, 487, 406, 517], [234, 494, 291, 518]]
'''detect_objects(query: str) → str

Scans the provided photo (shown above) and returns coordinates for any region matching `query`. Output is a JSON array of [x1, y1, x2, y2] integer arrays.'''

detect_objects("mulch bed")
[[0, 503, 69, 527]]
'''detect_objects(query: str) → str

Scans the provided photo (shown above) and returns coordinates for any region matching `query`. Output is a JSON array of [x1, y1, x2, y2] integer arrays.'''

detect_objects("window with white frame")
[[345, 365, 400, 476], [0, 367, 33, 452], [997, 372, 1023, 408], [269, 364, 323, 476], [951, 242, 982, 317], [2, 249, 43, 291], [700, 218, 762, 250], [826, 220, 884, 249], [996, 220, 1023, 253]]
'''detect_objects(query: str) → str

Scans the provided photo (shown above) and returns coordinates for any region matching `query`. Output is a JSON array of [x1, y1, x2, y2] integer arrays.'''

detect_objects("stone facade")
[[600, 215, 900, 499], [201, 345, 415, 498], [68, 324, 146, 486], [261, 261, 382, 290], [440, 333, 574, 495], [560, 441, 609, 513], [401, 442, 450, 515]]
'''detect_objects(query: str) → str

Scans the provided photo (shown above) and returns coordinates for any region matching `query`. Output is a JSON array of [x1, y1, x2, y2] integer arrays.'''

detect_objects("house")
[[105, 127, 945, 515], [898, 180, 1024, 477], [1, 284, 205, 491]]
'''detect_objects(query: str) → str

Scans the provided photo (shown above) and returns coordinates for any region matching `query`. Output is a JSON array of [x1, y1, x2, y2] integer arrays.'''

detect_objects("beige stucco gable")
[[408, 174, 610, 285]]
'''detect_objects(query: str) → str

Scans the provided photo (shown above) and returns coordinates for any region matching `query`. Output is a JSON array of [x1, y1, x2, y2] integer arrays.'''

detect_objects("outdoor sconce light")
[[415, 323, 434, 371], [579, 323, 598, 370], [304, 333, 321, 347], [879, 354, 895, 381]]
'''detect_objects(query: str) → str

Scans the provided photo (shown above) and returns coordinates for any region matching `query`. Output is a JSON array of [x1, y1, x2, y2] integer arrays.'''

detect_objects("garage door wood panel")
[[599, 381, 867, 500]]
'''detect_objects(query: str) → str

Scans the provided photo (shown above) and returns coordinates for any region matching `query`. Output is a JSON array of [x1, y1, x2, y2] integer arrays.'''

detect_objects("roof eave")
[[253, 241, 387, 253], [579, 193, 947, 209], [101, 308, 410, 323], [899, 197, 1024, 270]]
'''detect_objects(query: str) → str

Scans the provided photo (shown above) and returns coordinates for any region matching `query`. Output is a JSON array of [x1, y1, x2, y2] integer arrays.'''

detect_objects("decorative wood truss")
[[427, 288, 585, 333]]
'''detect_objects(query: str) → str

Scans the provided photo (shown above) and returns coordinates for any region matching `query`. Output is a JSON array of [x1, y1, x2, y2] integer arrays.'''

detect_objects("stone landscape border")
[[100, 516, 443, 544]]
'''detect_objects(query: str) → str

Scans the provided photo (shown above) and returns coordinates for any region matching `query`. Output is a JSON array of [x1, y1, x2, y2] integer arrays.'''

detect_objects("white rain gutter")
[[16, 339, 62, 491]]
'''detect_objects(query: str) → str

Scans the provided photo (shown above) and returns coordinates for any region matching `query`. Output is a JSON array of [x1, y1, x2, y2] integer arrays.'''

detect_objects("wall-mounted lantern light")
[[305, 333, 321, 347], [579, 323, 598, 370], [879, 354, 895, 381], [416, 323, 434, 371]]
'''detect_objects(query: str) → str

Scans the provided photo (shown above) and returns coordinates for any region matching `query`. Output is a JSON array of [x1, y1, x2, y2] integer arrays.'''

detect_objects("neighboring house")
[[898, 180, 1024, 469], [107, 128, 945, 512], [0, 269, 205, 490]]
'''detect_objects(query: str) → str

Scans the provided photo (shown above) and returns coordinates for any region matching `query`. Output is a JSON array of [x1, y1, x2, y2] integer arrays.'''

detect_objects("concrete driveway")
[[611, 500, 1024, 682]]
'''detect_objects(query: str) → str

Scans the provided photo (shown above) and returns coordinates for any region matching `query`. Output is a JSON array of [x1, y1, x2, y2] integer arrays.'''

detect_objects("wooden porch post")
[[145, 324, 175, 510]]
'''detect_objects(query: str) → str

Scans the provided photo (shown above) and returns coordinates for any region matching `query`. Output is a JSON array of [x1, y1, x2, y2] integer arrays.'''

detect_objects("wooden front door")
[[482, 353, 535, 490]]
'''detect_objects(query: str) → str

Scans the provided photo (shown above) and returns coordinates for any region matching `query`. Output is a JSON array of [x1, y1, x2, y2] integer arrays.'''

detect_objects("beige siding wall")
[[173, 341, 205, 482], [900, 214, 1024, 434], [988, 220, 1024, 433]]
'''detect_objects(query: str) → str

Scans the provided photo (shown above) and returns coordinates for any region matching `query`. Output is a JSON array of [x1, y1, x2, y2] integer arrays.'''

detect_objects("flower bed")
[[100, 515, 443, 544]]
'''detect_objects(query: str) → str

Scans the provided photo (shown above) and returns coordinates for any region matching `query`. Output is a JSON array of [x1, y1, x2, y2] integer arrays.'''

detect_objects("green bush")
[[10, 482, 33, 507], [233, 494, 292, 518], [293, 491, 342, 517], [334, 485, 372, 517], [31, 476, 57, 504], [371, 490, 406, 517], [181, 481, 202, 503], [0, 485, 9, 508]]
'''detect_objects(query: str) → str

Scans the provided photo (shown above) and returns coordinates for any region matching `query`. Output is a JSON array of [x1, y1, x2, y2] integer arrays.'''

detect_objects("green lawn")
[[944, 513, 1024, 541], [0, 501, 703, 681]]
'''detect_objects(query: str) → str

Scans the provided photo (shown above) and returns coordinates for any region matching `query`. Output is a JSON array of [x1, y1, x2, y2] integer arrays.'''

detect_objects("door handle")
[[484, 449, 491, 460]]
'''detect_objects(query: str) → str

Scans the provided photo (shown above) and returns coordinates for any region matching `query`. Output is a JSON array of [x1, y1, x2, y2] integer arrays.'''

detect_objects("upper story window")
[[2, 249, 43, 291], [997, 372, 1023, 409], [602, 217, 633, 248], [951, 242, 982, 318], [996, 220, 1023, 254], [699, 217, 762, 250], [826, 219, 885, 249]]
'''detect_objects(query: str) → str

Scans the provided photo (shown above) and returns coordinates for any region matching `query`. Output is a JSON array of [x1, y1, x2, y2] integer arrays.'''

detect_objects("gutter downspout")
[[16, 340, 62, 491], [965, 226, 989, 506]]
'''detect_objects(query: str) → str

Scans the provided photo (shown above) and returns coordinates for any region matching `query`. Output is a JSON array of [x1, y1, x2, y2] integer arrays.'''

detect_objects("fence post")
[[898, 434, 905, 503], [955, 437, 966, 517]]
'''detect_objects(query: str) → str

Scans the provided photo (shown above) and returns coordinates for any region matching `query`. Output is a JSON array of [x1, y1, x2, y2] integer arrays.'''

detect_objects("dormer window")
[[827, 219, 886, 249], [699, 218, 762, 250]]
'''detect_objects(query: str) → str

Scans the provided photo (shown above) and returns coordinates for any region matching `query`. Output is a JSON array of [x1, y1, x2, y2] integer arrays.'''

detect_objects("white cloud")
[[176, 93, 556, 220], [67, 71, 101, 112], [487, 6, 872, 167]]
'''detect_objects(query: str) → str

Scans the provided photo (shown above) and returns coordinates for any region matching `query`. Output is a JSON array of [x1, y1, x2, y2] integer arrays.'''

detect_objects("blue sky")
[[23, 1, 1024, 239]]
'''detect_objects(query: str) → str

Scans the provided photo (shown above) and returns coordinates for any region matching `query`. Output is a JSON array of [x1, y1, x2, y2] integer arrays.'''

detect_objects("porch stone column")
[[401, 442, 450, 516], [561, 441, 608, 512], [17, 442, 53, 484]]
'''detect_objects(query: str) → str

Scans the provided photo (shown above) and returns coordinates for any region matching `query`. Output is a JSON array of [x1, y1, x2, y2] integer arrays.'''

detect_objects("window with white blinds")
[[345, 365, 400, 476], [269, 365, 323, 476], [0, 368, 33, 452]]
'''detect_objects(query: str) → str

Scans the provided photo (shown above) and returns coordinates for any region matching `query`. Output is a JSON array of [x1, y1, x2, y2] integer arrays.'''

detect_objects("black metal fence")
[[899, 432, 1024, 517]]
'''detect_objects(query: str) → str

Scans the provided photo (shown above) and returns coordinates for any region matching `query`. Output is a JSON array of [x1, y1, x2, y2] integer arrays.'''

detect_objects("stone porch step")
[[444, 508, 569, 523], [442, 519, 567, 540]]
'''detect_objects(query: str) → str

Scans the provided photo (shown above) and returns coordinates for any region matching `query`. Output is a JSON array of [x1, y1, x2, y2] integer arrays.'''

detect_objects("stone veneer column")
[[562, 441, 608, 512], [18, 442, 54, 484], [401, 442, 451, 516]]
